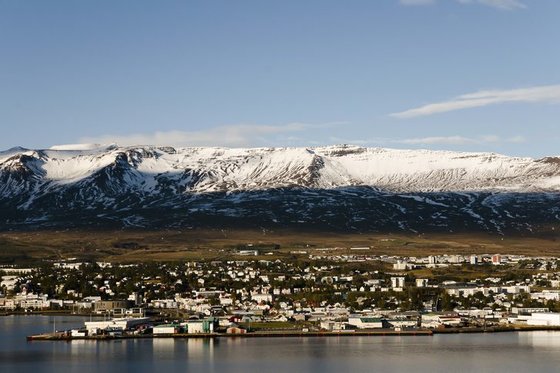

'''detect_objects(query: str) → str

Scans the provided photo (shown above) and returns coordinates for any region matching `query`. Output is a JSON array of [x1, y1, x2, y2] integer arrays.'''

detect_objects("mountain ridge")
[[2, 144, 560, 192], [1, 144, 559, 234]]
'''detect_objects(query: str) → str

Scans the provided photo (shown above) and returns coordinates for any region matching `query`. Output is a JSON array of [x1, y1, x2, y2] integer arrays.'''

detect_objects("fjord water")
[[2, 316, 560, 373]]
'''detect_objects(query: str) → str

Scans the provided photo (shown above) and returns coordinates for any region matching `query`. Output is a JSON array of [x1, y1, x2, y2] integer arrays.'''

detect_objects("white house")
[[390, 277, 405, 291], [1, 276, 18, 291], [251, 293, 272, 303]]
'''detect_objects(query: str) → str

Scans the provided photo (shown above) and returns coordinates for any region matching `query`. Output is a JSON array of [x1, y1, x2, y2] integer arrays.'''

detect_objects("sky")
[[1, 0, 559, 157]]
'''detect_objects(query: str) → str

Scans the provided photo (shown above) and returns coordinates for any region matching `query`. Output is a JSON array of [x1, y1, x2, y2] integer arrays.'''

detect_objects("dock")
[[27, 329, 433, 341]]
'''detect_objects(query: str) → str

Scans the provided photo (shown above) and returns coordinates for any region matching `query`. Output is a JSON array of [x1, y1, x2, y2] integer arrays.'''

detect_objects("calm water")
[[2, 315, 560, 373]]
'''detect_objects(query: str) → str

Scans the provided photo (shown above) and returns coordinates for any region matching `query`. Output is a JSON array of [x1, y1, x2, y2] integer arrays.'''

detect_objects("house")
[[16, 293, 49, 309], [390, 277, 405, 290], [151, 299, 178, 308], [93, 300, 129, 313], [393, 261, 417, 270], [1, 276, 18, 291], [0, 297, 16, 310], [320, 321, 345, 331], [492, 254, 502, 265], [251, 293, 272, 303], [113, 308, 145, 318]]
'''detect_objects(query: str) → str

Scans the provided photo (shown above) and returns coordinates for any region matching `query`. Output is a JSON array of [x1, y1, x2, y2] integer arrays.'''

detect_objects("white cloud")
[[79, 122, 343, 148], [397, 136, 475, 145], [398, 0, 526, 10], [395, 135, 525, 145], [476, 0, 526, 10], [328, 134, 526, 147], [391, 84, 560, 118], [506, 135, 526, 143], [328, 136, 391, 145]]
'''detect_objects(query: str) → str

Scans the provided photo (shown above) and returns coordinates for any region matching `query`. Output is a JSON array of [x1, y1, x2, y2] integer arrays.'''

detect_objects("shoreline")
[[432, 325, 560, 333], [26, 326, 560, 341], [27, 330, 433, 341], [2, 311, 96, 317]]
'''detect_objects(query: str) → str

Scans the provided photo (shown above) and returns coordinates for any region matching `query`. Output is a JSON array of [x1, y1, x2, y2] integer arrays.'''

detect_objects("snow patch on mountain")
[[1, 144, 560, 198]]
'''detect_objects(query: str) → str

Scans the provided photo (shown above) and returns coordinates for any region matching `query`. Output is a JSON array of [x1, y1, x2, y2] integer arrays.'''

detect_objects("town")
[[3, 246, 560, 339]]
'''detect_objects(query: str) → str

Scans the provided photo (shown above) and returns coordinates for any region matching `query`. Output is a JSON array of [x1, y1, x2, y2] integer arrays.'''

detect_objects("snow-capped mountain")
[[1, 144, 559, 233]]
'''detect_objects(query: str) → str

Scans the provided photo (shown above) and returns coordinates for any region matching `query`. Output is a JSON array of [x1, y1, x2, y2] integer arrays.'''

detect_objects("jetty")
[[27, 329, 433, 341]]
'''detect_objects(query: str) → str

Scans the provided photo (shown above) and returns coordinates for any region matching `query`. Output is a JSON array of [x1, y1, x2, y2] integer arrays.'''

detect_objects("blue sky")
[[1, 0, 559, 157]]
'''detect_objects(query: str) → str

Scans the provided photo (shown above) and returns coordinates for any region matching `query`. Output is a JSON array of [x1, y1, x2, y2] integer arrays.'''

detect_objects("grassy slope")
[[0, 228, 558, 264]]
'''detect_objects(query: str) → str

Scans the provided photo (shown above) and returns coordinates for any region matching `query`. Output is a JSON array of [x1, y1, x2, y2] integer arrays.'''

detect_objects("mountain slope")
[[1, 144, 559, 234]]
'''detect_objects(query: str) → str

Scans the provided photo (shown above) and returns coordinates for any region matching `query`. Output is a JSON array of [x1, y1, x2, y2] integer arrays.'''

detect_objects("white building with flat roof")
[[84, 317, 151, 334], [153, 324, 180, 335], [347, 316, 384, 329], [526, 313, 560, 326]]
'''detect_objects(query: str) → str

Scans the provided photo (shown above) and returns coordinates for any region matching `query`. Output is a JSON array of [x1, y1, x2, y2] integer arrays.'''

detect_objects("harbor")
[[26, 316, 434, 341], [26, 330, 435, 341], [5, 314, 559, 373], [25, 314, 560, 342]]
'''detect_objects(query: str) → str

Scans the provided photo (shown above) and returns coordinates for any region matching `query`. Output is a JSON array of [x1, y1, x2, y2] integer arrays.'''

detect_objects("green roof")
[[359, 318, 383, 322]]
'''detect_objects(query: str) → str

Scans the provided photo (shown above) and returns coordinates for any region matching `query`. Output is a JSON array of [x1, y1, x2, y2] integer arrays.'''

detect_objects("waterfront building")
[[93, 300, 129, 313], [347, 316, 384, 329], [185, 318, 217, 334], [84, 317, 151, 335], [153, 324, 181, 335], [226, 326, 247, 334], [421, 313, 462, 328], [526, 313, 560, 326]]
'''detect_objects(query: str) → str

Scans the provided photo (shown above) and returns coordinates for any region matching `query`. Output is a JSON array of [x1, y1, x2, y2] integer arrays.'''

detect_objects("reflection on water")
[[520, 330, 560, 349], [2, 316, 560, 373]]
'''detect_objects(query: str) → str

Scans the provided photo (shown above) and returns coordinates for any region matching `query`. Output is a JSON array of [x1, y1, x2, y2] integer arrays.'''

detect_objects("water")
[[2, 315, 560, 373]]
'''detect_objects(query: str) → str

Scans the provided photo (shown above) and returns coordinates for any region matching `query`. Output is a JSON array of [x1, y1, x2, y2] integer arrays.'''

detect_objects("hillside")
[[1, 144, 559, 234]]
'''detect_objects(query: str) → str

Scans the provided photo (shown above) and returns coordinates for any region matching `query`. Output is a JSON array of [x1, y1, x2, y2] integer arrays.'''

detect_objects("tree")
[[440, 292, 456, 311]]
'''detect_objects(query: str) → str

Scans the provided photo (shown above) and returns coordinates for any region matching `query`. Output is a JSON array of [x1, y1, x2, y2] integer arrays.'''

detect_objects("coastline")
[[1, 311, 96, 317], [27, 330, 432, 341], [26, 325, 560, 341]]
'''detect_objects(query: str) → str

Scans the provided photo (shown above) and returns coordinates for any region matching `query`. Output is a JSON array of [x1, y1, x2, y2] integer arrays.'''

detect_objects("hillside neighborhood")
[[3, 249, 560, 337]]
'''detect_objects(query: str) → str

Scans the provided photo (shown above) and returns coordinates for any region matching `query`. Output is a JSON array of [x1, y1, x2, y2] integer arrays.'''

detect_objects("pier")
[[27, 329, 433, 341]]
